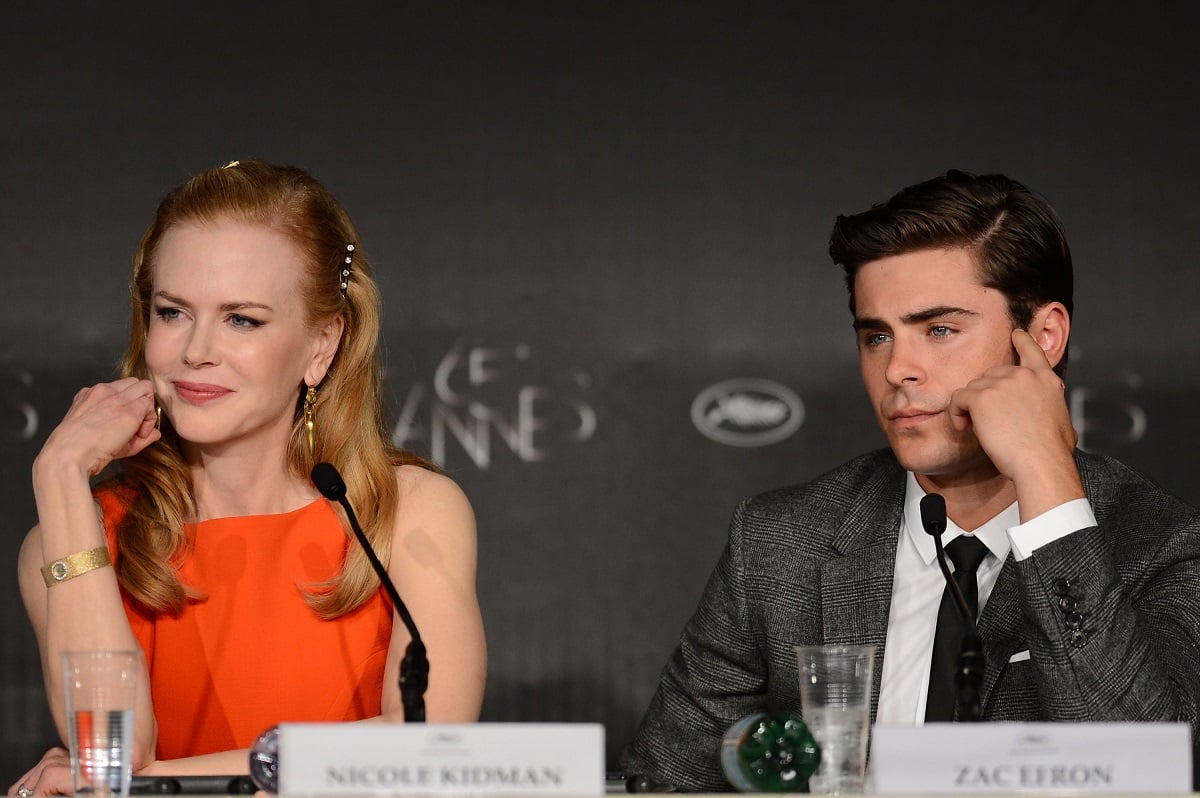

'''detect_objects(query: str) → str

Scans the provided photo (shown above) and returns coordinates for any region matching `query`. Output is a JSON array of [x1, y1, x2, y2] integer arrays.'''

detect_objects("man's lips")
[[888, 408, 942, 428], [173, 381, 232, 403]]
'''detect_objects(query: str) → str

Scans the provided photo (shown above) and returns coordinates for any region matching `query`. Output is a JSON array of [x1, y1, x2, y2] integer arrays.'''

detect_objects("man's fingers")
[[1012, 329, 1068, 390], [1011, 329, 1054, 373], [947, 386, 974, 431]]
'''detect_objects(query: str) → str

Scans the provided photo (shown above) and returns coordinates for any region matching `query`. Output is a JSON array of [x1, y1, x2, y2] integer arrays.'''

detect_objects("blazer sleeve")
[[1014, 496, 1200, 729], [620, 499, 768, 792]]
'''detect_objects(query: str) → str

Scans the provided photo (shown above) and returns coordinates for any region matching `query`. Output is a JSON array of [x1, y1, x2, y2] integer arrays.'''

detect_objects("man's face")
[[853, 247, 1018, 483]]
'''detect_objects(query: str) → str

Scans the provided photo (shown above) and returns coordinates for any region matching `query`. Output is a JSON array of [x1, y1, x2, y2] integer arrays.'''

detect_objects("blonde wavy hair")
[[106, 159, 433, 619]]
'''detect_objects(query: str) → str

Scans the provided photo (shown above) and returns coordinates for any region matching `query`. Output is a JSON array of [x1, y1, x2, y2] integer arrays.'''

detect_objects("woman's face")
[[144, 219, 339, 456]]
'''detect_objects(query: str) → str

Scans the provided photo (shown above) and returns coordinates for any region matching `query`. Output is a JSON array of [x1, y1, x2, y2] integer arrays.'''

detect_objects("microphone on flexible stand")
[[311, 461, 428, 723], [920, 493, 985, 722]]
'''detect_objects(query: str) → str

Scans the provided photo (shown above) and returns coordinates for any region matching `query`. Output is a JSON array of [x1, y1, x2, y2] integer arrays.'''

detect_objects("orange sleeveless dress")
[[99, 491, 392, 760]]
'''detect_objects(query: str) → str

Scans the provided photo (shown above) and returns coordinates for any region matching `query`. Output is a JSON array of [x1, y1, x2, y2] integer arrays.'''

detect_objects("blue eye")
[[930, 325, 953, 338], [229, 314, 263, 329], [154, 306, 182, 321], [862, 332, 891, 347]]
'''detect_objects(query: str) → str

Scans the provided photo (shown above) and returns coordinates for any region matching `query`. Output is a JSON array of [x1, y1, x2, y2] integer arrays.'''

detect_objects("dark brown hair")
[[829, 170, 1073, 371]]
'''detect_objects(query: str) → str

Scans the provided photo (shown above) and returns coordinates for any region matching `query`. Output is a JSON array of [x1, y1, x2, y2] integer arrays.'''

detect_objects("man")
[[622, 171, 1200, 791]]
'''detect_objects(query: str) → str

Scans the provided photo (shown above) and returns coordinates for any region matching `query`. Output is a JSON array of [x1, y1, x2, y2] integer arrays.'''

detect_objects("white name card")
[[278, 723, 604, 795], [872, 722, 1191, 793]]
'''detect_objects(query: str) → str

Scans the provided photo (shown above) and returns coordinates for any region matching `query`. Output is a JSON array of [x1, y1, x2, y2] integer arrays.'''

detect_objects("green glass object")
[[721, 712, 822, 792]]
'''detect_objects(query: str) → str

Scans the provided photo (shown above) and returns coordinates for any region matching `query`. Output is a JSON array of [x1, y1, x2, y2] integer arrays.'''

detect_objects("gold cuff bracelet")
[[41, 546, 111, 587]]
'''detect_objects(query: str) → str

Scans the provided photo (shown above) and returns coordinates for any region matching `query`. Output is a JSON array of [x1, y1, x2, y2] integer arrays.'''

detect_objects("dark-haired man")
[[622, 171, 1200, 791]]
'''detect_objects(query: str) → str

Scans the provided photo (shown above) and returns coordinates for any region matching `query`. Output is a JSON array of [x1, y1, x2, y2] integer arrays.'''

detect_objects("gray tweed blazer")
[[621, 449, 1200, 791]]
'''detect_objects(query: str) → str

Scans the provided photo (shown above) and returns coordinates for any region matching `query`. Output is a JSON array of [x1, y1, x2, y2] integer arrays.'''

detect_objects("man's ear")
[[305, 315, 346, 386], [1028, 302, 1070, 369]]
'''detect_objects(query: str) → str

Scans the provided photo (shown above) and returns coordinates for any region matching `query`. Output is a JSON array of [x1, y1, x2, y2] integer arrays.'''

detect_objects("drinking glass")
[[795, 645, 874, 794], [61, 650, 139, 797]]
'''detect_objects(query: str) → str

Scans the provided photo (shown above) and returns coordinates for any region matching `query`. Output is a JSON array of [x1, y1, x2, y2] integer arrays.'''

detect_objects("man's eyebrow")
[[852, 315, 888, 332], [853, 306, 979, 330], [901, 305, 979, 324]]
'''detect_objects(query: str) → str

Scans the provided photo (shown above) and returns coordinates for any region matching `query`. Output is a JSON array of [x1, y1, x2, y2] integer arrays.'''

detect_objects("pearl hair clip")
[[341, 243, 355, 298]]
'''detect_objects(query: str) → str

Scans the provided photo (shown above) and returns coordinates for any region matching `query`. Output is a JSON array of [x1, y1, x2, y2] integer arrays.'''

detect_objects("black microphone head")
[[920, 493, 947, 537], [311, 462, 347, 501]]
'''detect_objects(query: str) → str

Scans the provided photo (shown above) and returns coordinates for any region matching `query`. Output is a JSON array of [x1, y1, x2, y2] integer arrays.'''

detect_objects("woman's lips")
[[173, 381, 232, 404]]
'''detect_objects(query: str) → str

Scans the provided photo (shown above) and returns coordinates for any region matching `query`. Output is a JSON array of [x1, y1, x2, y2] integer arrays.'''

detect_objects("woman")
[[10, 160, 486, 795]]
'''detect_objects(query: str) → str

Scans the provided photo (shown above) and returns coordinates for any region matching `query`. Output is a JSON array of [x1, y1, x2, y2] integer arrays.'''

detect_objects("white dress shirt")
[[874, 472, 1097, 725]]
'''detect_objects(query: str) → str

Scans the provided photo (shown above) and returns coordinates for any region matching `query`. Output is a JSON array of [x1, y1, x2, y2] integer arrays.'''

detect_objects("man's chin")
[[889, 440, 1000, 485], [888, 439, 962, 476]]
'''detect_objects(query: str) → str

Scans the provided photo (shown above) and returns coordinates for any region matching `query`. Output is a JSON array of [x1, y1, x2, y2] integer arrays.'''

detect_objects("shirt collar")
[[902, 472, 1017, 565]]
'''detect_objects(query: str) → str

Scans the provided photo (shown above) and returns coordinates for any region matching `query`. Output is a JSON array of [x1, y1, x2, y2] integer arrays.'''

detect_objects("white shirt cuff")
[[1007, 498, 1097, 561]]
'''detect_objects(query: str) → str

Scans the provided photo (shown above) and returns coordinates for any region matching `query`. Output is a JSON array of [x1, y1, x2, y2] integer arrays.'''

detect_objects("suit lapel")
[[975, 554, 1026, 710], [820, 463, 905, 720], [821, 544, 897, 647]]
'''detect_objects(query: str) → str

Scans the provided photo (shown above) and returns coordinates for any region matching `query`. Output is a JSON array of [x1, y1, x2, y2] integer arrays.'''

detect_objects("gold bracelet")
[[41, 546, 112, 587]]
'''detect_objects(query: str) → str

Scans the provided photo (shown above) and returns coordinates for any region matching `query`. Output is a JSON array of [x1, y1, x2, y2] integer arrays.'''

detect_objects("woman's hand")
[[9, 747, 72, 797], [35, 378, 160, 479]]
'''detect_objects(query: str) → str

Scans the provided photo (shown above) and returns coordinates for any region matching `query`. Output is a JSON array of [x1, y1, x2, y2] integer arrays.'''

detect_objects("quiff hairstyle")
[[108, 159, 434, 618], [828, 170, 1074, 374]]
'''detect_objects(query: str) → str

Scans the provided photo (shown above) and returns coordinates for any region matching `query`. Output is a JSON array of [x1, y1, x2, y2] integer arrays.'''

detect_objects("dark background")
[[3, 0, 1199, 781]]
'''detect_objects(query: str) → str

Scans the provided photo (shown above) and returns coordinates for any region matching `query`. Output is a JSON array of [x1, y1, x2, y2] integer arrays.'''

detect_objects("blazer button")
[[1065, 612, 1085, 630], [1058, 596, 1077, 612], [1052, 578, 1073, 596], [1069, 630, 1088, 647]]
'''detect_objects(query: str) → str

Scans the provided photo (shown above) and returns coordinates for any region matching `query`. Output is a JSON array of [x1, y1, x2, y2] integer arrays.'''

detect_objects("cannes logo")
[[691, 378, 804, 447]]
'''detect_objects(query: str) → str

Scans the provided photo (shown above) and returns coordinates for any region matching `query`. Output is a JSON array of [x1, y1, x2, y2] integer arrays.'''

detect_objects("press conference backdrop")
[[3, 1, 1199, 781]]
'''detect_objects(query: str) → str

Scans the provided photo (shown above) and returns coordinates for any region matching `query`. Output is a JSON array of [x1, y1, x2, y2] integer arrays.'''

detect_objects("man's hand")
[[948, 329, 1084, 521]]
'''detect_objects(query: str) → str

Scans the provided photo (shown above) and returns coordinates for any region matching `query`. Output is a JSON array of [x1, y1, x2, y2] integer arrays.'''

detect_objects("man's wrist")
[[1011, 456, 1085, 523], [1008, 498, 1097, 560]]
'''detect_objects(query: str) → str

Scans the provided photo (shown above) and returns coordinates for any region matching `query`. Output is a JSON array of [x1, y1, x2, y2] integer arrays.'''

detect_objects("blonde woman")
[[11, 160, 486, 795]]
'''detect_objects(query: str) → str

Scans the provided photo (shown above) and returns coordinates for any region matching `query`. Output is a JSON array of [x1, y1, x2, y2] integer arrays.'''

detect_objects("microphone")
[[311, 462, 428, 723], [920, 493, 985, 722]]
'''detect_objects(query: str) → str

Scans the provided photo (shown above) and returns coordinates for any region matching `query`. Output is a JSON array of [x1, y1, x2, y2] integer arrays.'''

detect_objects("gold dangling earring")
[[155, 404, 162, 430], [303, 386, 317, 456]]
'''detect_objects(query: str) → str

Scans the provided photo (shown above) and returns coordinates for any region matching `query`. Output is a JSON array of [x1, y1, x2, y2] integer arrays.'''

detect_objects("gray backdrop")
[[4, 1, 1199, 782]]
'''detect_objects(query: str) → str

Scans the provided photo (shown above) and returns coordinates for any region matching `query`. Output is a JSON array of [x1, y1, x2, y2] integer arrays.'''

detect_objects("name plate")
[[278, 723, 604, 795], [872, 722, 1191, 793]]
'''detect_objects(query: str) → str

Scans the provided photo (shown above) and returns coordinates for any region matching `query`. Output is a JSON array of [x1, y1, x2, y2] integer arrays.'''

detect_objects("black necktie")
[[925, 534, 989, 722]]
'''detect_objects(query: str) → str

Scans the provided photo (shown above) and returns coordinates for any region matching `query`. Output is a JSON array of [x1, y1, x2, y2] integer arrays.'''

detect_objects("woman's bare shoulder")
[[392, 464, 475, 535]]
